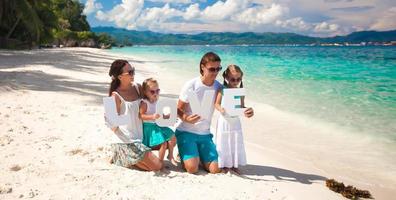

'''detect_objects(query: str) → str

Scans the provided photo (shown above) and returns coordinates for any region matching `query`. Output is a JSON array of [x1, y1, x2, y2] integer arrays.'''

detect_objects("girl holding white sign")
[[214, 64, 254, 174], [106, 60, 163, 171], [139, 78, 177, 164]]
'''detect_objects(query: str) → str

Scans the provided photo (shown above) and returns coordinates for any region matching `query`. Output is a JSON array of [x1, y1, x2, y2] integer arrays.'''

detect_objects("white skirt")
[[215, 115, 246, 168]]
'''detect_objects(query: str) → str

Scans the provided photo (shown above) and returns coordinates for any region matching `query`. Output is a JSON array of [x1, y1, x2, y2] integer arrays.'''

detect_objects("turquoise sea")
[[111, 46, 396, 141]]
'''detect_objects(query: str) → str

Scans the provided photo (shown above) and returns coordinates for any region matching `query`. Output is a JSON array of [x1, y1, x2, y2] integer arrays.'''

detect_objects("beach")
[[0, 47, 395, 199]]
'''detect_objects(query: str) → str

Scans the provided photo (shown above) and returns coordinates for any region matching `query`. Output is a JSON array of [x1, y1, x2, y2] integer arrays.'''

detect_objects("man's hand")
[[185, 114, 201, 124]]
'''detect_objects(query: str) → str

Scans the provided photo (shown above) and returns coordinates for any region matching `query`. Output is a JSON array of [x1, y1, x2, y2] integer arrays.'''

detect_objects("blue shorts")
[[175, 130, 218, 163]]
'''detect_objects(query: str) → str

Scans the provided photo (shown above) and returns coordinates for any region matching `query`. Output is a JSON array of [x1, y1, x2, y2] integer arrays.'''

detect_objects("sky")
[[80, 0, 396, 37]]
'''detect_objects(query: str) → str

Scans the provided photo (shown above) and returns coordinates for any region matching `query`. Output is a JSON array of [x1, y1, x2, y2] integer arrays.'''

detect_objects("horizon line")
[[91, 26, 396, 38]]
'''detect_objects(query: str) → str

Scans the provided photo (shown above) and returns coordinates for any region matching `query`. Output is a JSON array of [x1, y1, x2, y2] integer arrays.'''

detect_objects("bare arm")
[[139, 101, 160, 120], [108, 93, 122, 132], [111, 93, 121, 115], [214, 90, 225, 114], [177, 100, 200, 124], [241, 96, 254, 118]]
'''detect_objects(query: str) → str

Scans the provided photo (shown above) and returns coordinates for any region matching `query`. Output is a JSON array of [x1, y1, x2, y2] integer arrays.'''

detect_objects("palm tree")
[[0, 0, 44, 44]]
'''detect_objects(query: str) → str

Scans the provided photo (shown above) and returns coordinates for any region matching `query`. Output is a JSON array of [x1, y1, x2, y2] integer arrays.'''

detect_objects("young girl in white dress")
[[214, 64, 254, 174], [139, 78, 177, 164]]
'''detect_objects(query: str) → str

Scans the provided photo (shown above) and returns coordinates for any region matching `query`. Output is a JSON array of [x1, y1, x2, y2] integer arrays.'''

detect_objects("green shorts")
[[175, 130, 218, 163]]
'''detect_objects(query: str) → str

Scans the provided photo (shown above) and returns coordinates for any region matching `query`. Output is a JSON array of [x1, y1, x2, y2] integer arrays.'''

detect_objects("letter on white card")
[[187, 90, 215, 120], [155, 98, 177, 127], [103, 96, 130, 126], [223, 88, 246, 116]]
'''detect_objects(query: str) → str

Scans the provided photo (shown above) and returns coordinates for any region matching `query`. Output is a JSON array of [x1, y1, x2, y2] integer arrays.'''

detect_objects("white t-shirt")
[[176, 77, 222, 135]]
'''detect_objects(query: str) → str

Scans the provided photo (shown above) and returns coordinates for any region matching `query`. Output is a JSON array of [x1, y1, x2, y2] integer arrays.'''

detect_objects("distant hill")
[[322, 30, 396, 43], [92, 27, 396, 45]]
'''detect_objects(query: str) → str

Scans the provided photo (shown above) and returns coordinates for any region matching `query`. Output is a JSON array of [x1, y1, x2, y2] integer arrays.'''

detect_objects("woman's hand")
[[153, 113, 161, 120], [104, 115, 119, 132], [244, 107, 254, 118], [219, 107, 226, 114], [184, 114, 201, 124]]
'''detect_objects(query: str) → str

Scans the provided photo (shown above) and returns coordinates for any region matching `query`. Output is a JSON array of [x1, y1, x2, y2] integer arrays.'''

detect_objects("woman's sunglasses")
[[149, 89, 160, 95], [230, 77, 242, 82], [122, 69, 135, 76], [206, 66, 222, 73]]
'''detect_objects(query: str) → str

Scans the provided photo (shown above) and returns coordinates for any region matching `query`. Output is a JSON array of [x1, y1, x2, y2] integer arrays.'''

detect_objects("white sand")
[[0, 47, 394, 199]]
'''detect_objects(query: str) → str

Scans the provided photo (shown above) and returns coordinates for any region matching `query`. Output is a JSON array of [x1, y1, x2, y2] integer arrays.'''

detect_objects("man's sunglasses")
[[206, 66, 222, 73]]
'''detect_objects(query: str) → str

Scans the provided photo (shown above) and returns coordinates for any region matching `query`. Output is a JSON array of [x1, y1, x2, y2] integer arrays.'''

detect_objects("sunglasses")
[[230, 77, 242, 82], [122, 69, 135, 76], [149, 89, 160, 95], [206, 66, 222, 73]]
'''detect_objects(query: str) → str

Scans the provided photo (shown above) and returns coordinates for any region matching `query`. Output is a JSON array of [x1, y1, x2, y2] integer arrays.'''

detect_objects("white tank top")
[[141, 99, 157, 123], [111, 84, 143, 143]]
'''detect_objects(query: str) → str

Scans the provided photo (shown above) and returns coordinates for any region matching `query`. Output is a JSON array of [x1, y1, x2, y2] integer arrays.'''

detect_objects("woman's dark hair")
[[199, 52, 221, 75], [108, 59, 129, 96], [222, 64, 244, 88], [141, 78, 158, 99]]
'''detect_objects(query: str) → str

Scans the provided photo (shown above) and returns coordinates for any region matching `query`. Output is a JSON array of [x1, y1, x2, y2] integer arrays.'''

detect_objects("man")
[[176, 52, 223, 174]]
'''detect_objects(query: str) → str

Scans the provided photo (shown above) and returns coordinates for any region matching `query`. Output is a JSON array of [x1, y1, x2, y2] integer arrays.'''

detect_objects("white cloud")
[[137, 4, 183, 27], [314, 22, 340, 33], [93, 0, 396, 36], [96, 0, 144, 29], [233, 3, 288, 26], [147, 0, 192, 4], [83, 0, 103, 15], [370, 7, 396, 30], [183, 3, 201, 20], [276, 17, 312, 32], [274, 17, 347, 36], [202, 0, 249, 21]]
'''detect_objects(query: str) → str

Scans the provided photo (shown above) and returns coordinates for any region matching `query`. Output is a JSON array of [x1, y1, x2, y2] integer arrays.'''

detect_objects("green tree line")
[[0, 0, 114, 49]]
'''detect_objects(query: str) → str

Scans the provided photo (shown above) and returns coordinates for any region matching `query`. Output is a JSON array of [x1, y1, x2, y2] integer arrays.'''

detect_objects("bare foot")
[[231, 167, 241, 175], [170, 158, 178, 166], [221, 168, 230, 173], [175, 154, 181, 162]]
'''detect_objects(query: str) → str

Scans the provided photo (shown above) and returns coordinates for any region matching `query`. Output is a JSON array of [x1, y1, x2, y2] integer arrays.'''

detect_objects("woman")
[[106, 59, 163, 171]]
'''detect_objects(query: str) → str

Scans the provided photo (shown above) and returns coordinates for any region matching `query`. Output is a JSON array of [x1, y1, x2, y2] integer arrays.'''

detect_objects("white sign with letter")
[[187, 89, 215, 120], [155, 98, 178, 127], [103, 96, 130, 127], [222, 88, 246, 117]]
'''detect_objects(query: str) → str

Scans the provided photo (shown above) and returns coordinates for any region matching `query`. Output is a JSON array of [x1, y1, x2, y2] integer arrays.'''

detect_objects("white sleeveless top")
[[111, 84, 143, 143], [141, 99, 157, 123]]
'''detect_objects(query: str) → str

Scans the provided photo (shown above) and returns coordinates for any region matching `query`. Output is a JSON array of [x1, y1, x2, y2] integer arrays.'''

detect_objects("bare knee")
[[167, 140, 173, 147], [208, 167, 220, 174], [152, 161, 163, 171], [169, 137, 176, 146], [183, 158, 199, 174], [142, 152, 163, 171], [185, 164, 198, 174]]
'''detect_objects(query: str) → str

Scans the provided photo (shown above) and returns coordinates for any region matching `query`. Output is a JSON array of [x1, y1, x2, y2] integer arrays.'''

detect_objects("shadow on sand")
[[238, 164, 327, 184], [0, 49, 181, 105]]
